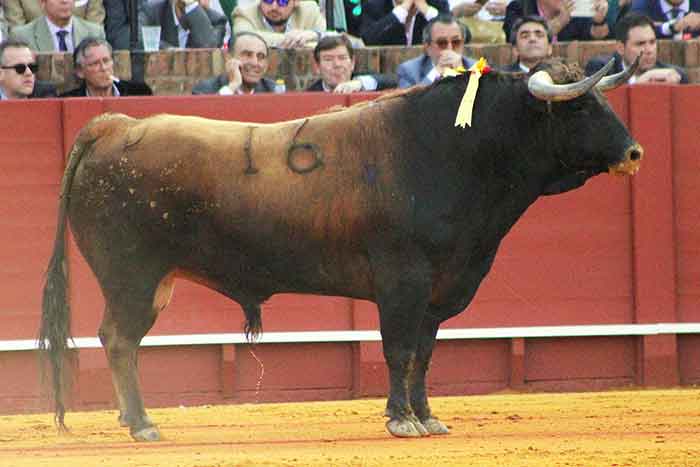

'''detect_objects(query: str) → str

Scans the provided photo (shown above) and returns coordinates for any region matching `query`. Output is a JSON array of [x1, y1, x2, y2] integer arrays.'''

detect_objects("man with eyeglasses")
[[396, 14, 475, 88], [0, 38, 56, 99], [10, 0, 105, 52], [306, 33, 396, 92], [60, 37, 153, 96], [501, 15, 552, 72], [232, 0, 326, 48]]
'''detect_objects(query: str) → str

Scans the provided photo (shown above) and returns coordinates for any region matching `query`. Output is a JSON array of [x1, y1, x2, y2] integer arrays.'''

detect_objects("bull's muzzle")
[[609, 144, 643, 176]]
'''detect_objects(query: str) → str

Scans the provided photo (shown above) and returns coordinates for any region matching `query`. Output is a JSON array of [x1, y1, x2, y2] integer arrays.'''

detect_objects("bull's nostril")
[[629, 150, 641, 161]]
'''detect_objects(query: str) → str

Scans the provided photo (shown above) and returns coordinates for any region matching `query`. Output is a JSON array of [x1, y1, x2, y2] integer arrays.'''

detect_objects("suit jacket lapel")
[[36, 18, 56, 52]]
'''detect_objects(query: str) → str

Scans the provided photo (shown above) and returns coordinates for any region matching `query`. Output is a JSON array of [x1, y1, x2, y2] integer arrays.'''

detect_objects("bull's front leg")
[[409, 315, 449, 435], [370, 240, 434, 437]]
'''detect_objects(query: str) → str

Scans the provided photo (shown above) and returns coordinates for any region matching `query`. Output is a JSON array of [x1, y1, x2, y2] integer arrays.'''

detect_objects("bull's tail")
[[39, 116, 108, 430], [242, 302, 262, 342]]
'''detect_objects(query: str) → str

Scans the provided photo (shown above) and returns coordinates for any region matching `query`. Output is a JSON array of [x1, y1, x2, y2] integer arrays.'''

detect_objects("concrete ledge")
[[4, 323, 700, 351]]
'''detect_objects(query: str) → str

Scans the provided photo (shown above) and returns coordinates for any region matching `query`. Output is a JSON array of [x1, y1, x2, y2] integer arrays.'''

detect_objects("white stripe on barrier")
[[1, 323, 699, 352]]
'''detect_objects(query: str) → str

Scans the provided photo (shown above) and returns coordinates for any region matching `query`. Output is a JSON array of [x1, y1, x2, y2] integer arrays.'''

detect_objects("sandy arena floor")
[[0, 389, 698, 467]]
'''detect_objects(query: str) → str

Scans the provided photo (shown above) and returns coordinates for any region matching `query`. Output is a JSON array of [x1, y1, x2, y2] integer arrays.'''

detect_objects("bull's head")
[[522, 58, 642, 193]]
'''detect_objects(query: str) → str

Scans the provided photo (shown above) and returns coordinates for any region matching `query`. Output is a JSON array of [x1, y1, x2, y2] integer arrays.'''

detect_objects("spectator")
[[449, 0, 510, 43], [396, 14, 475, 88], [192, 31, 276, 94], [11, 0, 105, 52], [103, 0, 146, 50], [307, 33, 396, 92], [60, 36, 153, 96], [0, 38, 56, 99], [4, 0, 104, 32], [585, 12, 688, 84], [360, 0, 450, 45], [142, 0, 227, 49], [1, 6, 7, 42], [631, 0, 700, 38], [503, 0, 610, 42], [232, 0, 326, 49], [501, 14, 551, 72]]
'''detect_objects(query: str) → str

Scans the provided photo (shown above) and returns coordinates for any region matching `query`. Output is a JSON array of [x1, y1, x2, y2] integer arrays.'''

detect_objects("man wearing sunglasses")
[[0, 38, 56, 99], [232, 0, 326, 48], [397, 14, 475, 88]]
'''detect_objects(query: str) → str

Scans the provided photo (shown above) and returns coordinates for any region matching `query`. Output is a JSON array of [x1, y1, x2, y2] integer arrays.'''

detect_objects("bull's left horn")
[[527, 58, 615, 102], [596, 54, 641, 92]]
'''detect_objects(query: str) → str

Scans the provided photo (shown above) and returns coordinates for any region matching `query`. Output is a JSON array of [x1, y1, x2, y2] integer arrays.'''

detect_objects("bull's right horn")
[[527, 58, 615, 102], [596, 54, 641, 92]]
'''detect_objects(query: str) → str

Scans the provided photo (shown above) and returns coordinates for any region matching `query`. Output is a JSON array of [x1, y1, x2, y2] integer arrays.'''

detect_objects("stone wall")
[[36, 39, 700, 95]]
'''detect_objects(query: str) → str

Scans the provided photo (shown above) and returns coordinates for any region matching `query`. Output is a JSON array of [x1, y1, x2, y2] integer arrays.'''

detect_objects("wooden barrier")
[[0, 87, 697, 415]]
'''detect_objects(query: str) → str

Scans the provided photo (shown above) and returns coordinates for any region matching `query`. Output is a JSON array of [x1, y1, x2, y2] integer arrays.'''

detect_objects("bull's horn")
[[527, 58, 615, 102], [596, 54, 641, 92]]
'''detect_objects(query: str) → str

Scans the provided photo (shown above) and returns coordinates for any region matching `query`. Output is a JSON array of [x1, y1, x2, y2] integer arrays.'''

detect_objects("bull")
[[41, 58, 642, 441]]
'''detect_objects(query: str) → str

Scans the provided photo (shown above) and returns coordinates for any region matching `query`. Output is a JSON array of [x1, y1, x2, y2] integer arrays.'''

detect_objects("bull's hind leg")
[[98, 273, 174, 442], [409, 315, 449, 435]]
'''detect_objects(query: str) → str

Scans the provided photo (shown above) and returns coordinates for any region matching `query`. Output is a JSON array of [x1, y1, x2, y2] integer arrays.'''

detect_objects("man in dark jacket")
[[501, 15, 552, 72], [504, 0, 610, 42], [585, 12, 688, 84], [192, 32, 276, 95], [61, 37, 153, 97], [360, 0, 450, 45], [142, 0, 227, 49], [306, 34, 396, 92], [0, 38, 56, 99], [631, 0, 700, 39]]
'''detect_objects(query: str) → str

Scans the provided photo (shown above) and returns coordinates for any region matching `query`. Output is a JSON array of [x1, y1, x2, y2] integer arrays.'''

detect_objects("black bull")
[[41, 59, 642, 441]]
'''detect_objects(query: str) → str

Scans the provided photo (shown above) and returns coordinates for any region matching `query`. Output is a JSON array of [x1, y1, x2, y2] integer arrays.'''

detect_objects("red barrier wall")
[[0, 87, 698, 414]]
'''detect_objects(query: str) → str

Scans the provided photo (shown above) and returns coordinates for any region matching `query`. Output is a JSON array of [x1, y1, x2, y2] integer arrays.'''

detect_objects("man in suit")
[[0, 38, 56, 99], [396, 14, 475, 88], [306, 33, 396, 92], [501, 14, 552, 72], [585, 12, 688, 84], [10, 0, 104, 52], [103, 0, 146, 50], [60, 37, 152, 96], [232, 0, 326, 49], [142, 0, 227, 49], [192, 31, 276, 94], [360, 0, 450, 45], [631, 0, 700, 38], [1, 8, 7, 42], [4, 0, 104, 32], [504, 0, 610, 42]]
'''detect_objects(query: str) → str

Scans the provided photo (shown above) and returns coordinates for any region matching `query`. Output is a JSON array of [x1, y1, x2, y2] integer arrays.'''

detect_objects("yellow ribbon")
[[455, 58, 490, 129]]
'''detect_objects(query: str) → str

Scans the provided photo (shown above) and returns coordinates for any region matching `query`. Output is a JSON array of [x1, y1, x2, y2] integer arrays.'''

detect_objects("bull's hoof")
[[118, 414, 128, 427], [421, 417, 450, 435], [131, 426, 161, 442], [386, 417, 429, 438]]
